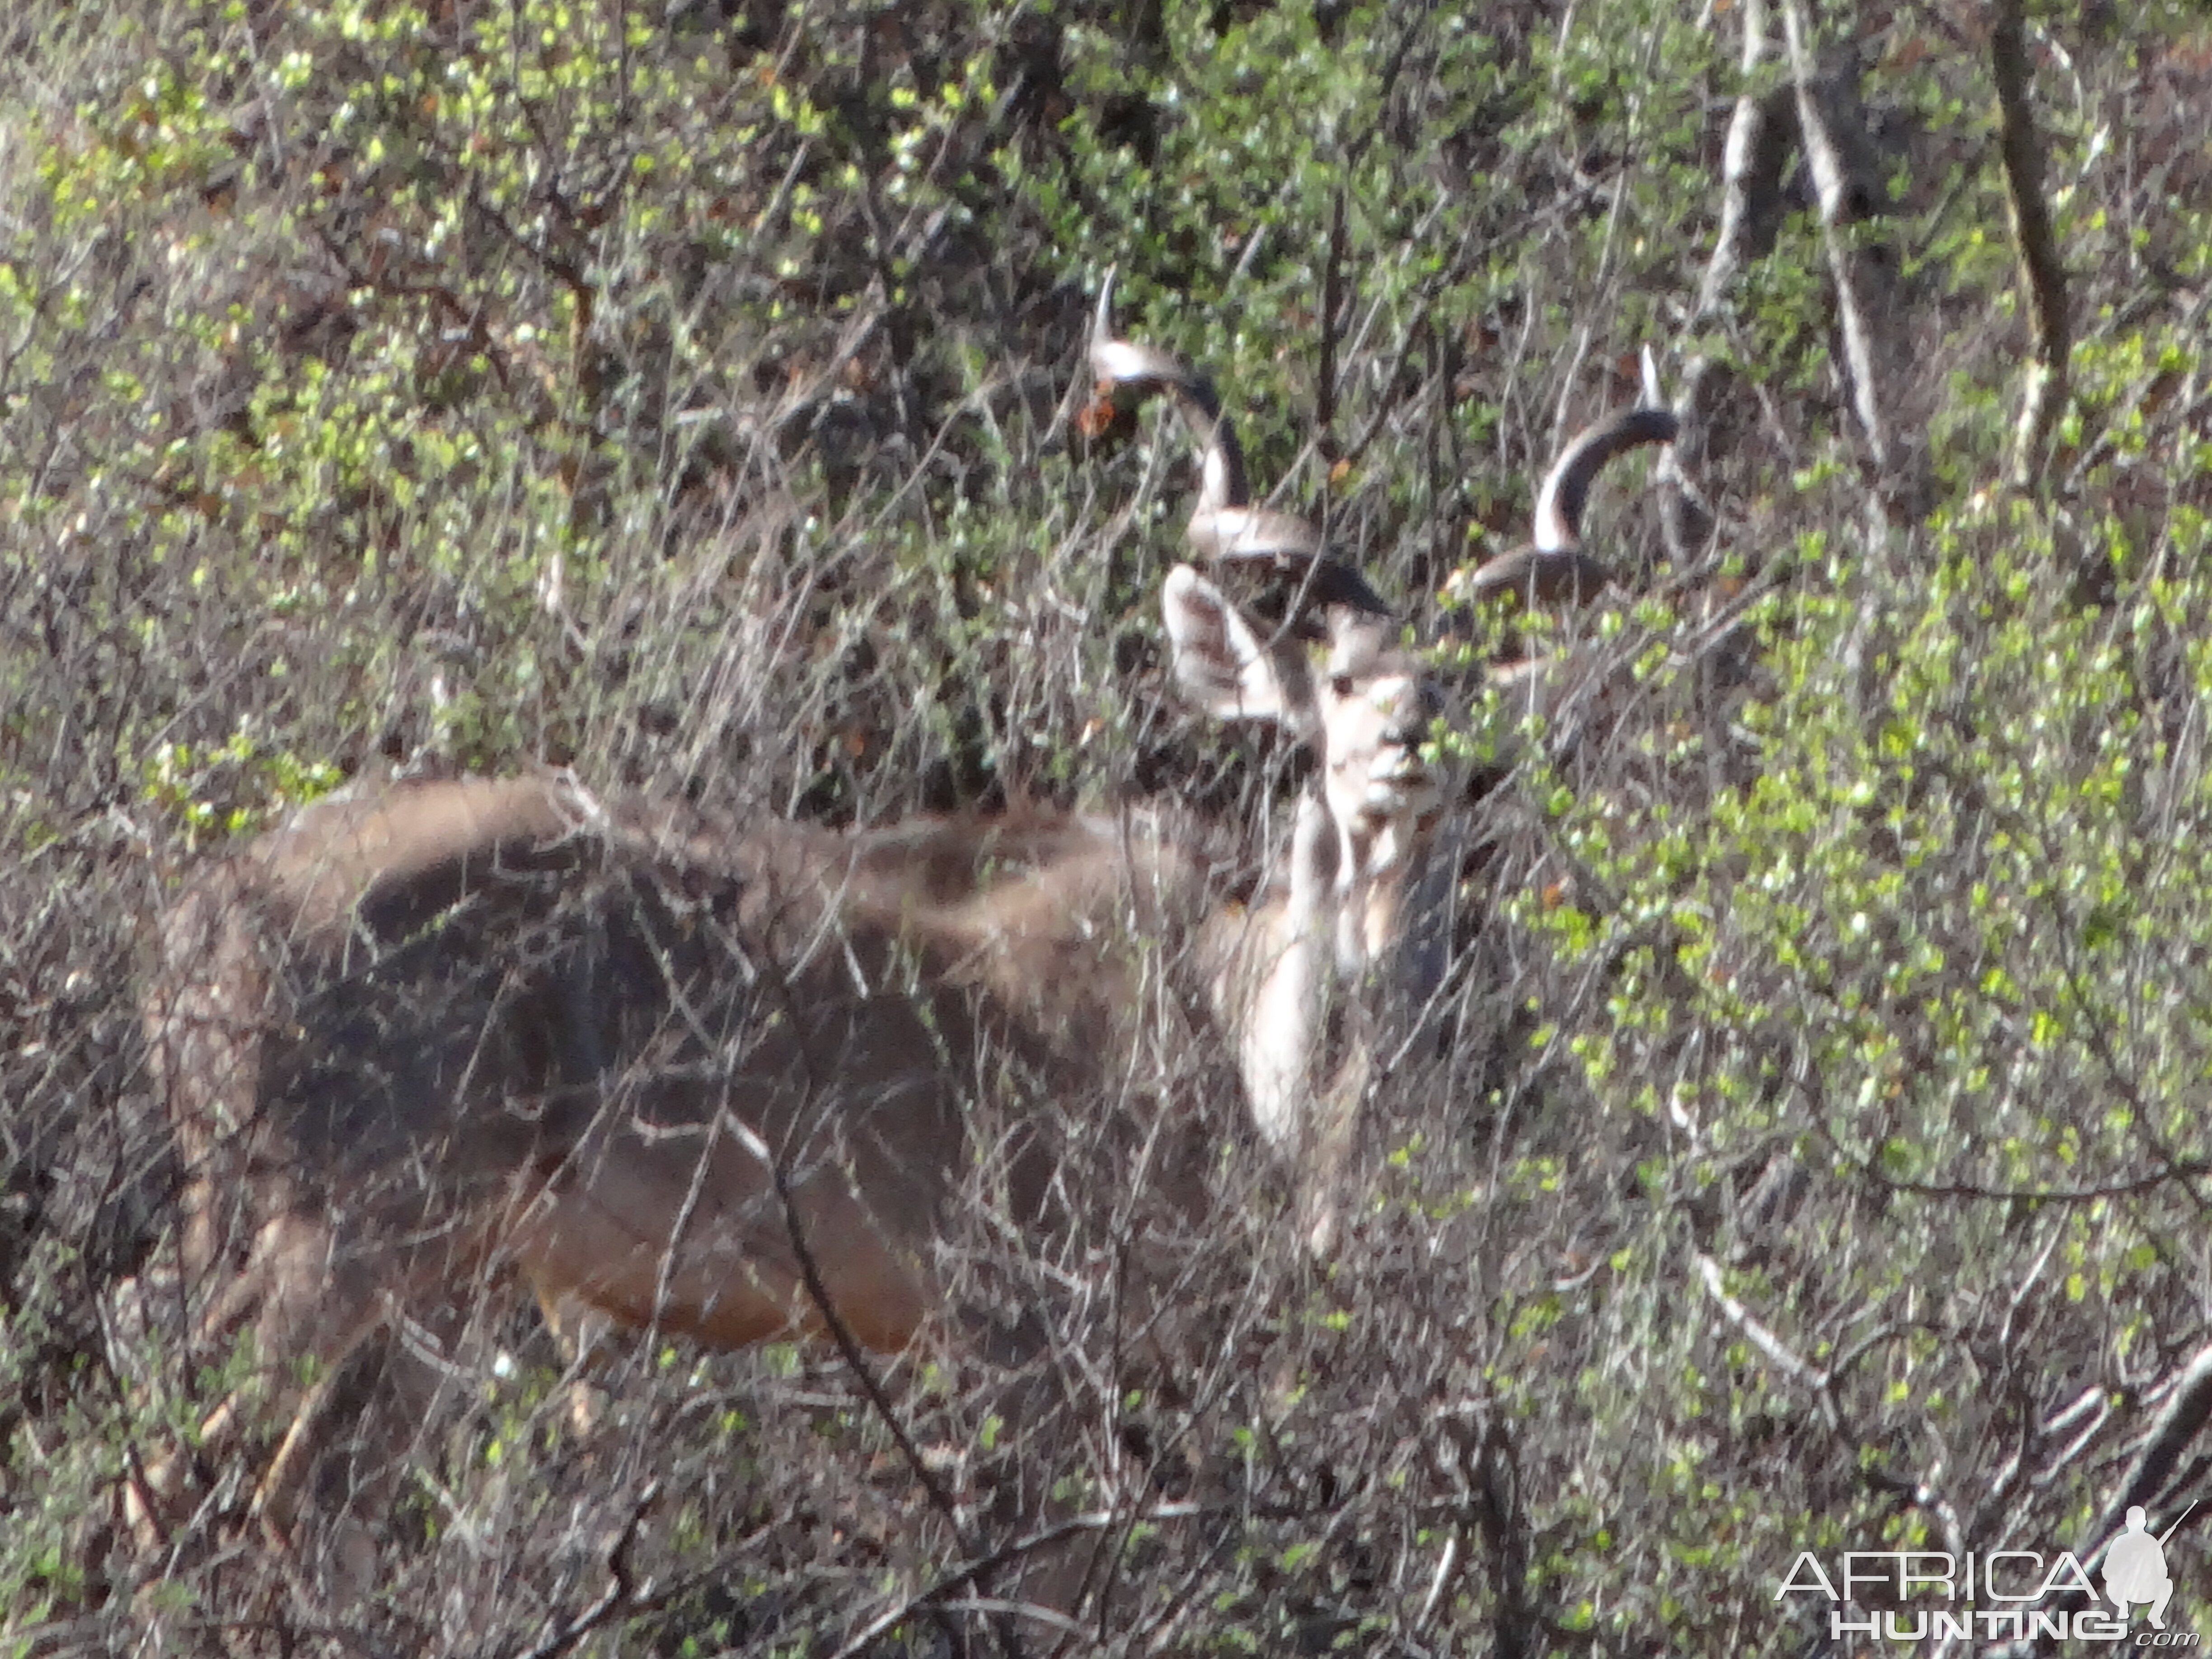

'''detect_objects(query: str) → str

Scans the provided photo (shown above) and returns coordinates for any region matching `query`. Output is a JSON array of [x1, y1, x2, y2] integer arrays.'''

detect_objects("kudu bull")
[[135, 280, 1452, 1580]]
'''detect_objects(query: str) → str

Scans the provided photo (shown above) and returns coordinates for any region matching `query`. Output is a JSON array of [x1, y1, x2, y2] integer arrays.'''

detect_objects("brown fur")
[[143, 773, 1255, 1537]]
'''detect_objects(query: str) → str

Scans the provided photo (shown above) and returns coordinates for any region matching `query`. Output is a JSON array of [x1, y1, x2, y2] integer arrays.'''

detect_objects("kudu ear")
[[1161, 564, 1318, 739]]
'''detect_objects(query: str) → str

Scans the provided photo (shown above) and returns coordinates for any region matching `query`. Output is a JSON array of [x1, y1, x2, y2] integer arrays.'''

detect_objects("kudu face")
[[135, 280, 1452, 1573]]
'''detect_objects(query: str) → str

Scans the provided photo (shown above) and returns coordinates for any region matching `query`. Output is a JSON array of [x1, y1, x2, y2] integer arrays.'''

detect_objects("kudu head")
[[1086, 274, 1447, 1201]]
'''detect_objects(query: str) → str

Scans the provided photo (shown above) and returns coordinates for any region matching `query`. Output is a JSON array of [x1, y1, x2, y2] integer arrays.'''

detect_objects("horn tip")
[[1092, 267, 1119, 348]]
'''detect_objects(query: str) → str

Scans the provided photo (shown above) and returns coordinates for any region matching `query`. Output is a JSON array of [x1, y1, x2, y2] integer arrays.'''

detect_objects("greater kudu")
[[134, 282, 1450, 1593]]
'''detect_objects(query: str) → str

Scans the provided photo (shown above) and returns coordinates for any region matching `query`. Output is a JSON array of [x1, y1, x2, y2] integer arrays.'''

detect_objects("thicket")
[[1, 0, 2207, 1652]]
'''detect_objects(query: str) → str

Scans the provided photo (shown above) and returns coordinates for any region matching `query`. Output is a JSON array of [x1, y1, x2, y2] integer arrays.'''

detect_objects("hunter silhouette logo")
[[2105, 1504, 2189, 1630]]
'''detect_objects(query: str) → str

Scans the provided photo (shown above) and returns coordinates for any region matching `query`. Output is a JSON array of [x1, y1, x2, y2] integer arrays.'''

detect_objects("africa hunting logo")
[[1776, 1504, 2198, 1645]]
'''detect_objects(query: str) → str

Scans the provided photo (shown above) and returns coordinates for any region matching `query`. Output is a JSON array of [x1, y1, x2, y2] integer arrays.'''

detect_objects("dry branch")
[[1777, 0, 1900, 488], [1990, 0, 2072, 491]]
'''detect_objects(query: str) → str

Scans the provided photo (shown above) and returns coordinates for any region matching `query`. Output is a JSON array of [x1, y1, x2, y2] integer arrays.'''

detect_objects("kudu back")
[[138, 283, 1449, 1557]]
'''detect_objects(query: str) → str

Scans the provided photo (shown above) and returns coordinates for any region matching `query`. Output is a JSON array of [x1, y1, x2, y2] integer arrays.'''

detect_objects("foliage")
[[1, 0, 2208, 1651]]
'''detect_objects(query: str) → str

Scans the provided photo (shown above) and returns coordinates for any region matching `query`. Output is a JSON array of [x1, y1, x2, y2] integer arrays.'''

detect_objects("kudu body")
[[137, 282, 1446, 1563]]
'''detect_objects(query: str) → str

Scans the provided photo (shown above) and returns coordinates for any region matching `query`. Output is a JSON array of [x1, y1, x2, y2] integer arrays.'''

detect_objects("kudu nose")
[[1357, 676, 1443, 821], [1382, 677, 1444, 751], [1366, 676, 1441, 771]]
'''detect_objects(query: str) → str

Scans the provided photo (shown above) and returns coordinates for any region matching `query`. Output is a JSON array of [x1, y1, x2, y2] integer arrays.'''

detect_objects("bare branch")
[[508, 1481, 663, 1659], [1692, 0, 1781, 326], [1989, 0, 2072, 491], [2086, 1342, 2212, 1556], [1776, 0, 1899, 485], [1695, 1252, 1827, 1392]]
